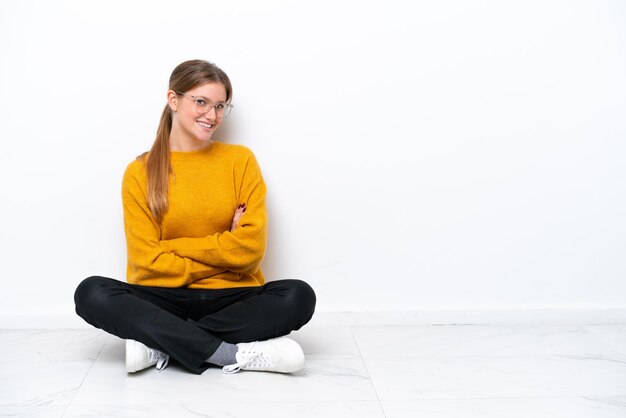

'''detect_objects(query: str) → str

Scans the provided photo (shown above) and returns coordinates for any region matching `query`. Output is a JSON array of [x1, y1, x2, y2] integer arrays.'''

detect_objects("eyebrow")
[[192, 95, 227, 103]]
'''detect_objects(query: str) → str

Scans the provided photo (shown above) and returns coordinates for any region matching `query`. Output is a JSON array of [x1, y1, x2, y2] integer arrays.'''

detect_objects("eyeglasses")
[[177, 92, 233, 118]]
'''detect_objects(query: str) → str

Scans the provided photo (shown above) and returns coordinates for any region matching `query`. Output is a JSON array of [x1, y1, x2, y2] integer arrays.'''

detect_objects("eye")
[[215, 103, 226, 110], [195, 98, 207, 106]]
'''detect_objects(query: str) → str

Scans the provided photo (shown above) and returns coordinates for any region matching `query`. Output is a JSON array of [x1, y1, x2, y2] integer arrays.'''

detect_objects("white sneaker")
[[126, 339, 169, 373], [222, 337, 305, 374]]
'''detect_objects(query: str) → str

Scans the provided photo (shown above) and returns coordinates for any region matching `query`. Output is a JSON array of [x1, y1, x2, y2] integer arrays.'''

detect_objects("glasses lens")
[[223, 105, 232, 118], [195, 100, 210, 114]]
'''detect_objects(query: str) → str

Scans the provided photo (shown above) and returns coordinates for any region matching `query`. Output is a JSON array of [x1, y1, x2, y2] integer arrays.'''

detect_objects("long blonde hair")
[[143, 60, 232, 223]]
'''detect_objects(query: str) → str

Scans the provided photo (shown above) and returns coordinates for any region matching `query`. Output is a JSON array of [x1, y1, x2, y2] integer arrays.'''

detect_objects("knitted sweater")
[[121, 141, 267, 289]]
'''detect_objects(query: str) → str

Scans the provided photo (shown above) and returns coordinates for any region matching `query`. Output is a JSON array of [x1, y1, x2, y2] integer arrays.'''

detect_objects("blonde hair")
[[142, 60, 232, 223]]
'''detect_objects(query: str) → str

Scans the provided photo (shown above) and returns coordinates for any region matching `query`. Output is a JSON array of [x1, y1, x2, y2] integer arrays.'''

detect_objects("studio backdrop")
[[0, 0, 624, 327]]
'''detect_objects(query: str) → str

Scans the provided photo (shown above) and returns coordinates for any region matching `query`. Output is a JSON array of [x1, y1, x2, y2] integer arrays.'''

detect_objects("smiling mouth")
[[197, 121, 214, 129]]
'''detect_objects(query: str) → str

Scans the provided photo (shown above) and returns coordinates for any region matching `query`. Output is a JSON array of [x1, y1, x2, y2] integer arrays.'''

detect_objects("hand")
[[230, 203, 247, 232]]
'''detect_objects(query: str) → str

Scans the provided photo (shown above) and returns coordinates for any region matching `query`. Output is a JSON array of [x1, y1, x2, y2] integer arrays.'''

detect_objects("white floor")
[[1, 324, 626, 417]]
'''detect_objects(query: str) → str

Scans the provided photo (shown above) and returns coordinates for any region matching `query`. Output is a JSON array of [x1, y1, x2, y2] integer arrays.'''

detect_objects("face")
[[168, 82, 228, 147]]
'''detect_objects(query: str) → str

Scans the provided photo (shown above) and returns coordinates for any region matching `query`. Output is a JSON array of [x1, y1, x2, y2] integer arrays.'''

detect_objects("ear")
[[167, 90, 179, 112]]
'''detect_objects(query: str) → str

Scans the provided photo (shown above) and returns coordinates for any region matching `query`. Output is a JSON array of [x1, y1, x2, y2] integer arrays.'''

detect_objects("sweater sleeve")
[[122, 161, 229, 287], [160, 152, 268, 274]]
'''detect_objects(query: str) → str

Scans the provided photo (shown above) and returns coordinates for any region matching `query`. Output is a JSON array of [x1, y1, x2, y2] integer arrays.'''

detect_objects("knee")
[[283, 279, 316, 322], [74, 276, 113, 317]]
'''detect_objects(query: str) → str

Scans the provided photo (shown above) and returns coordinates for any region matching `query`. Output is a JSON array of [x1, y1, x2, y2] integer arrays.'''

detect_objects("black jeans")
[[74, 276, 316, 374]]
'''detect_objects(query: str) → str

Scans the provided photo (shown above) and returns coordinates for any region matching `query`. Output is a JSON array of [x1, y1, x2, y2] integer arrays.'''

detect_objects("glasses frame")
[[176, 92, 233, 118]]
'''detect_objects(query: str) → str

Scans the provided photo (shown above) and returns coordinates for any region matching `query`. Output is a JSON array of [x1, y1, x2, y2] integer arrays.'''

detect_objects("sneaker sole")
[[126, 339, 140, 373]]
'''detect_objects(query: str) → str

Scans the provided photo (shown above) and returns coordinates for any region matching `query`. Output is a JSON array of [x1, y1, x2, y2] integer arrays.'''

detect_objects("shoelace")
[[149, 349, 169, 371], [222, 344, 272, 374]]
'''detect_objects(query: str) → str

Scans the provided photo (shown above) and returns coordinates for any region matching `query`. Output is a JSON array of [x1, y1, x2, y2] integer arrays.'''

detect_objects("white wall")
[[1, 0, 625, 326]]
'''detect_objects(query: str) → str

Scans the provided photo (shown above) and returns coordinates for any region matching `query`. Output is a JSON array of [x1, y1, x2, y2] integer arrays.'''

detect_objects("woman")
[[74, 60, 316, 375]]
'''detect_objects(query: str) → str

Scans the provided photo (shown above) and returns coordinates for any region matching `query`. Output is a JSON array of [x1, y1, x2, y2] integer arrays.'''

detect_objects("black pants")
[[74, 276, 316, 374]]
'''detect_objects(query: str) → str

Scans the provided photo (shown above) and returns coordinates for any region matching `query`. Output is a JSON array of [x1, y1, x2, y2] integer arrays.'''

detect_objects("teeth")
[[197, 121, 213, 128]]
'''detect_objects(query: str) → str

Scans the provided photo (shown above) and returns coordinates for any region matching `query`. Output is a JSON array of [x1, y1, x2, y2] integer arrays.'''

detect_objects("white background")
[[0, 0, 625, 324]]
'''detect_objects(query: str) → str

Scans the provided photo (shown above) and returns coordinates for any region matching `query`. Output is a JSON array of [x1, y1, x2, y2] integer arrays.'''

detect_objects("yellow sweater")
[[121, 141, 267, 289]]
